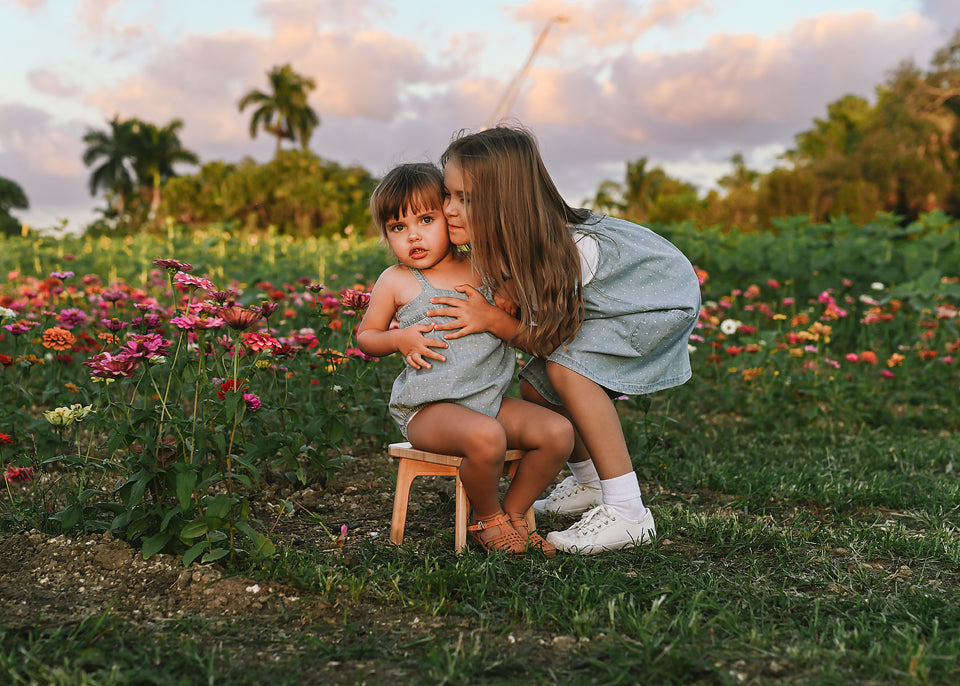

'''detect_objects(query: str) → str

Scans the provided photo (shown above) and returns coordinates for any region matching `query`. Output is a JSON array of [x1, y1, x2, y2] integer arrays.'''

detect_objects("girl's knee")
[[462, 420, 507, 462]]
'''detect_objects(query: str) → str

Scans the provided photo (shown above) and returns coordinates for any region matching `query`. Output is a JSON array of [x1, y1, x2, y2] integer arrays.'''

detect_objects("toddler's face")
[[442, 160, 471, 247], [384, 206, 451, 270]]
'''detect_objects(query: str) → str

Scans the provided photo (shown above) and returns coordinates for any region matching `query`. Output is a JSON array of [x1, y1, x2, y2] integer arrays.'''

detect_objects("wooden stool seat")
[[388, 442, 535, 552]]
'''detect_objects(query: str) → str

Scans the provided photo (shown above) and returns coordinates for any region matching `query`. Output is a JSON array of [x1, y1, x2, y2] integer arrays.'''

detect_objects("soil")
[[0, 449, 587, 684]]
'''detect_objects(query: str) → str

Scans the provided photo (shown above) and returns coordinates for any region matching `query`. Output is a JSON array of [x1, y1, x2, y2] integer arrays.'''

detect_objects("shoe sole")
[[548, 531, 656, 555]]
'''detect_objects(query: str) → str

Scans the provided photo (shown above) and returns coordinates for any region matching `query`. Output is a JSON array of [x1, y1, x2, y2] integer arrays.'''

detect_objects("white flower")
[[688, 344, 697, 354], [720, 319, 742, 335], [871, 282, 885, 291], [0, 306, 16, 321]]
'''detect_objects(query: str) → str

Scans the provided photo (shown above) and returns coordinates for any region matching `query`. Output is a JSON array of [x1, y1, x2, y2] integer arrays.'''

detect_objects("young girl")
[[428, 126, 701, 554], [356, 162, 574, 556]]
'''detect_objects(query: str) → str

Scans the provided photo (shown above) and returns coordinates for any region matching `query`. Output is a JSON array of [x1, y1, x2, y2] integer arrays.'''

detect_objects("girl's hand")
[[396, 323, 448, 369], [493, 294, 519, 317], [427, 285, 514, 340]]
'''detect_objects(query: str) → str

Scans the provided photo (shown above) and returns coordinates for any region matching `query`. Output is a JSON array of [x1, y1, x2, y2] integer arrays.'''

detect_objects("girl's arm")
[[356, 268, 449, 369]]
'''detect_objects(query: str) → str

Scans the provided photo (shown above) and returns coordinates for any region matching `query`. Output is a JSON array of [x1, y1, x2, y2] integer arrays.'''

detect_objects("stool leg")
[[390, 459, 416, 545], [454, 473, 468, 553]]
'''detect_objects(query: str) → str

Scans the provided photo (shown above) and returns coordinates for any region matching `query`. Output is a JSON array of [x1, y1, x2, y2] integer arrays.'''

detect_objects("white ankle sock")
[[600, 472, 646, 521], [568, 460, 601, 490]]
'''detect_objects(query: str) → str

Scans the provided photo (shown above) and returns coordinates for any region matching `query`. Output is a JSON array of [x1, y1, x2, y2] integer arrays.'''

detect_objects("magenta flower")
[[122, 333, 172, 360], [50, 271, 74, 280], [242, 393, 261, 412], [153, 258, 193, 272], [84, 352, 140, 379], [170, 314, 224, 330], [3, 321, 37, 335], [57, 308, 89, 328], [340, 288, 371, 311]]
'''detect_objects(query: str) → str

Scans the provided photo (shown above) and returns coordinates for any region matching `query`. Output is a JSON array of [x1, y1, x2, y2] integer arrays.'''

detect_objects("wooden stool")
[[388, 442, 535, 552]]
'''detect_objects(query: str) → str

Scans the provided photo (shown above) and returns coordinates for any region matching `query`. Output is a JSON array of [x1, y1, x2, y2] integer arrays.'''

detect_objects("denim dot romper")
[[389, 268, 516, 438], [520, 214, 701, 405]]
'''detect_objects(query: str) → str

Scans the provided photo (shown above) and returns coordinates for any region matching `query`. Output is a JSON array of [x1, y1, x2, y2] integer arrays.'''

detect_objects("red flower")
[[217, 378, 246, 400], [4, 466, 33, 482], [0, 433, 13, 444]]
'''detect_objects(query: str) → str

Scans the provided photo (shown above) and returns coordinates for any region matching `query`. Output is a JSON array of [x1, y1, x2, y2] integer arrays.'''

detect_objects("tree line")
[[3, 31, 960, 236]]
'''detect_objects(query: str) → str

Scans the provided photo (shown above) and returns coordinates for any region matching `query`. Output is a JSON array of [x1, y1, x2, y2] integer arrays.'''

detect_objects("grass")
[[5, 420, 958, 685]]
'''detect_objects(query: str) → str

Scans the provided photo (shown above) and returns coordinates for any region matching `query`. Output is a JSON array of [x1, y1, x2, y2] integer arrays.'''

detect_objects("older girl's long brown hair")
[[441, 125, 593, 358]]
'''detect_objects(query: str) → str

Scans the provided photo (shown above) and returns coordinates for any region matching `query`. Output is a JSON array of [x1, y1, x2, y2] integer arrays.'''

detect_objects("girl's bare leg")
[[406, 403, 508, 519], [496, 397, 574, 520], [520, 378, 593, 465], [544, 362, 632, 480]]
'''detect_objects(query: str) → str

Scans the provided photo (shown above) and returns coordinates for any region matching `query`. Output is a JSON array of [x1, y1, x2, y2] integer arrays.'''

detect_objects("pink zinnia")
[[174, 272, 216, 292], [58, 308, 88, 328], [154, 258, 193, 272], [242, 332, 281, 352], [243, 393, 261, 411], [83, 352, 140, 379], [340, 288, 371, 311], [122, 333, 172, 359]]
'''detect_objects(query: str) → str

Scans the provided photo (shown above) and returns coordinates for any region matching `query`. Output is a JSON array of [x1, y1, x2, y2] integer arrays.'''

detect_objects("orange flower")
[[886, 353, 905, 368], [42, 326, 76, 351], [859, 351, 878, 365]]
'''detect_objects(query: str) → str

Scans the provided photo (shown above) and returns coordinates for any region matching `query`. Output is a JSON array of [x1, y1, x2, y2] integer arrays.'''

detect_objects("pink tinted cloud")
[[28, 69, 81, 97], [540, 10, 939, 152], [510, 0, 712, 50]]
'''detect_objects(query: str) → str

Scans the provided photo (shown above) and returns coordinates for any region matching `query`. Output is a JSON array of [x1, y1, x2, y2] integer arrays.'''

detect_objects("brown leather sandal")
[[510, 517, 557, 557], [467, 513, 526, 555]]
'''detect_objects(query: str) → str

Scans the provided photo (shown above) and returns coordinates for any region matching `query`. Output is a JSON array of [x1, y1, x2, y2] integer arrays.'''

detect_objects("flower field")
[[1, 217, 959, 565]]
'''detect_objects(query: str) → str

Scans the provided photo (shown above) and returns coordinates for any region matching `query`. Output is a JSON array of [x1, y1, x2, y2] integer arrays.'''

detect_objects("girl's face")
[[442, 160, 471, 246], [384, 205, 452, 270]]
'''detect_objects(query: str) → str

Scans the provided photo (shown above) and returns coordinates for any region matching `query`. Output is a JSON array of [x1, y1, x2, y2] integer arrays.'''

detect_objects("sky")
[[2, 0, 960, 232]]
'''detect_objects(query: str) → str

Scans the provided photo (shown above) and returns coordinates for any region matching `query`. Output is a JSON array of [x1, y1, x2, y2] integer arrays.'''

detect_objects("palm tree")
[[238, 64, 320, 156], [82, 116, 140, 215], [132, 119, 200, 217], [0, 176, 29, 236]]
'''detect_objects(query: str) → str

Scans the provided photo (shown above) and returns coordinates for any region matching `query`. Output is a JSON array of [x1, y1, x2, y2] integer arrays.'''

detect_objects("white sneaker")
[[533, 476, 602, 516], [546, 504, 656, 554]]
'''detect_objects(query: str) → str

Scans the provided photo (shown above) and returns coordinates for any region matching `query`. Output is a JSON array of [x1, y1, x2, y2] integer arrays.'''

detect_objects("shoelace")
[[554, 477, 597, 501], [570, 505, 615, 533]]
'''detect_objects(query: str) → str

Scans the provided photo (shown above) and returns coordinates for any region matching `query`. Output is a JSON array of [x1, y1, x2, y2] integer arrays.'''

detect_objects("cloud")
[[519, 9, 942, 166], [0, 103, 91, 227], [509, 0, 713, 53], [28, 69, 81, 97], [921, 0, 960, 36]]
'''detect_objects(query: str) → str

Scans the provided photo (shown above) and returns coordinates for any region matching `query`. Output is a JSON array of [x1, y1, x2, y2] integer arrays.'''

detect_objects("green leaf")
[[182, 540, 211, 567], [53, 504, 82, 532], [175, 469, 197, 511], [204, 493, 236, 521], [141, 532, 172, 559], [202, 548, 230, 563], [180, 519, 209, 539]]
